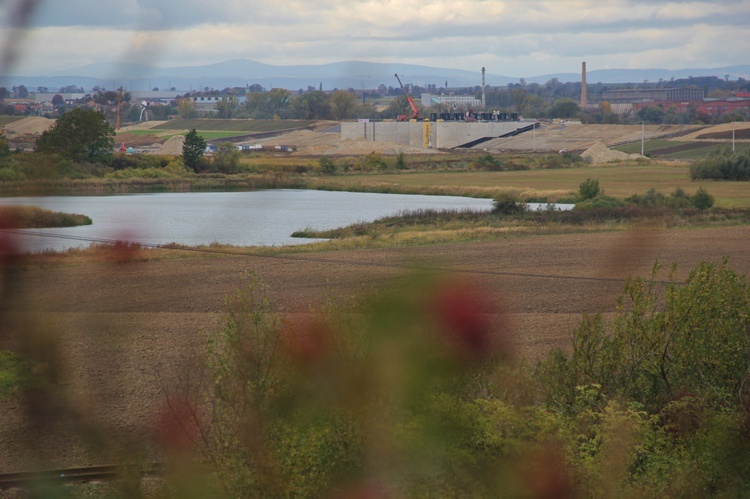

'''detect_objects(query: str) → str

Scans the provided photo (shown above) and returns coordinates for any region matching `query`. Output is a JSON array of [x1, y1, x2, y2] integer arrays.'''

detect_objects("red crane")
[[394, 73, 423, 121]]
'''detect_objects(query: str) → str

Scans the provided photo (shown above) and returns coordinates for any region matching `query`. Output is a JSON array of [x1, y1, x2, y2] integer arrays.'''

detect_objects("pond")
[[0, 190, 494, 253]]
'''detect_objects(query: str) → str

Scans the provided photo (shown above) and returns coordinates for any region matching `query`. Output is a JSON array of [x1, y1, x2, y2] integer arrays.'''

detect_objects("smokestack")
[[481, 67, 486, 109], [581, 62, 587, 109]]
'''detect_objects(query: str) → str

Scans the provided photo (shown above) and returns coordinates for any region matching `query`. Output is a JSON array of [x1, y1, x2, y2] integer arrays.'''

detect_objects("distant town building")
[[632, 98, 750, 117], [602, 87, 704, 103]]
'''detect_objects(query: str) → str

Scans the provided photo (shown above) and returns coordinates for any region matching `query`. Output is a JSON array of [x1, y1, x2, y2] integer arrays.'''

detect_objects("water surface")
[[0, 190, 493, 253]]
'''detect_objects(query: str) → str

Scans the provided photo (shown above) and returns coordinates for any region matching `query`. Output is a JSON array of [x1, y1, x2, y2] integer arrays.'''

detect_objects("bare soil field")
[[1, 224, 750, 471]]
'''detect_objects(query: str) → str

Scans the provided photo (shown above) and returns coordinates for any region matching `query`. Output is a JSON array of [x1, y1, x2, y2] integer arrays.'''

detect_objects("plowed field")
[[2, 224, 750, 471]]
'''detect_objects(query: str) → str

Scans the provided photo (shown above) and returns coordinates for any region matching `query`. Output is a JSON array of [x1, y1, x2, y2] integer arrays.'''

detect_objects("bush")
[[395, 151, 408, 170], [538, 260, 750, 412], [691, 186, 715, 210], [665, 187, 692, 209], [357, 152, 388, 171], [537, 153, 581, 169], [493, 193, 527, 214], [574, 195, 625, 210], [475, 153, 503, 171], [318, 156, 337, 174], [111, 153, 170, 171], [578, 178, 601, 200], [172, 271, 528, 497], [625, 187, 714, 211], [213, 142, 242, 174], [690, 148, 750, 180], [0, 167, 23, 181]]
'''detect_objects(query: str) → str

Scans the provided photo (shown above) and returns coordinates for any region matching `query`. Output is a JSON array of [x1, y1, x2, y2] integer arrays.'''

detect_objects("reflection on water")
[[0, 190, 493, 253]]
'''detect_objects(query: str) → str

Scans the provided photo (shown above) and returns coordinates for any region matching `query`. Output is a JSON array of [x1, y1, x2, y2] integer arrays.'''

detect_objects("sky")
[[1, 0, 749, 78]]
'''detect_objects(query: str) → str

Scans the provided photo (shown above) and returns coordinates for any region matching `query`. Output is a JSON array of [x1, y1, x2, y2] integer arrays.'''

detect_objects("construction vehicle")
[[394, 73, 423, 121]]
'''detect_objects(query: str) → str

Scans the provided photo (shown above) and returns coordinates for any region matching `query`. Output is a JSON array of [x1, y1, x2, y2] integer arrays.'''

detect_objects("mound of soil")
[[1, 117, 54, 136], [150, 135, 185, 155], [581, 142, 646, 163]]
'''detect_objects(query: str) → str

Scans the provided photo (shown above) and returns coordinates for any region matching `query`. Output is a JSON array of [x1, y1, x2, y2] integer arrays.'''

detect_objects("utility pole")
[[641, 122, 645, 156]]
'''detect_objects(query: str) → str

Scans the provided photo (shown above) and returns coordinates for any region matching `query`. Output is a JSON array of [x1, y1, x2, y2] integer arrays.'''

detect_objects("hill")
[[4, 60, 749, 92]]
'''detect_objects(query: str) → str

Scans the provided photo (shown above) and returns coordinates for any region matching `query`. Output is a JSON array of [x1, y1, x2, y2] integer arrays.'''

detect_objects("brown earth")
[[1, 224, 750, 472]]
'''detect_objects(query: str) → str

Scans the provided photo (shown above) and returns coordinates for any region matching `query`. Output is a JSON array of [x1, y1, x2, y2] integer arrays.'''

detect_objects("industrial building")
[[602, 88, 705, 104], [420, 93, 482, 109], [341, 120, 535, 150]]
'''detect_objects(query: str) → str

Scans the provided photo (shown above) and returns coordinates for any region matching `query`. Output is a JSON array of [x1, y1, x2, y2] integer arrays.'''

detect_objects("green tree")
[[182, 129, 207, 172], [636, 105, 665, 124], [578, 178, 601, 200], [382, 95, 411, 119], [290, 91, 332, 119], [213, 142, 242, 173], [691, 186, 714, 210], [331, 90, 357, 119], [245, 88, 291, 119], [35, 108, 115, 162], [176, 98, 197, 119], [548, 98, 580, 119], [215, 95, 239, 119]]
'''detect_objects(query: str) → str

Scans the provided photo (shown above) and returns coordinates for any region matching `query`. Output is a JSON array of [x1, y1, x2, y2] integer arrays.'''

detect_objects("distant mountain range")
[[4, 59, 749, 93]]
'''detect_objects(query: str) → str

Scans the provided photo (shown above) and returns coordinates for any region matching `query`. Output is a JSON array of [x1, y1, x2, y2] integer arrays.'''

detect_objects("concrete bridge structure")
[[341, 120, 536, 150]]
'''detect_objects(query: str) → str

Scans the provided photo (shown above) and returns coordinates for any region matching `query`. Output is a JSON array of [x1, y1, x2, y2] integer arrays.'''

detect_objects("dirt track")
[[1, 224, 750, 471]]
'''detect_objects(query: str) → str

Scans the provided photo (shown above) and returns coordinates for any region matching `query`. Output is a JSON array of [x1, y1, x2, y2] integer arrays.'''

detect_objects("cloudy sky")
[[2, 0, 748, 77]]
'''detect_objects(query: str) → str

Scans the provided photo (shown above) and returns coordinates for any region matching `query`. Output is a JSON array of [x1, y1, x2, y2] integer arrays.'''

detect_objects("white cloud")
[[2, 0, 748, 77]]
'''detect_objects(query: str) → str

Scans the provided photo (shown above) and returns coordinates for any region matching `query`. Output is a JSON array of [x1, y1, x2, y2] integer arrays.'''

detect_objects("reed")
[[0, 205, 92, 228]]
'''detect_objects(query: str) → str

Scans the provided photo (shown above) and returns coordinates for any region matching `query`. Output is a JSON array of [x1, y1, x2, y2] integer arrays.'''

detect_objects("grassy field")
[[613, 140, 750, 160], [317, 163, 750, 207], [0, 116, 23, 126], [152, 119, 318, 132], [117, 129, 252, 140]]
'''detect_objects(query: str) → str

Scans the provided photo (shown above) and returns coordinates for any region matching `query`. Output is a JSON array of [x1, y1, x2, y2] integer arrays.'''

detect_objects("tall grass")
[[0, 205, 92, 228]]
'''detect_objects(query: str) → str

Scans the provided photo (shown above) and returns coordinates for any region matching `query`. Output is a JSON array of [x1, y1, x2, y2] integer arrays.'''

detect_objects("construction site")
[[3, 115, 749, 161]]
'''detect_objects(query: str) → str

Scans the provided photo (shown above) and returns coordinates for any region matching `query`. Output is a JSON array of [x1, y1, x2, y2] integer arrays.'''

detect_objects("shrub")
[[689, 148, 750, 180], [691, 186, 715, 210], [665, 187, 692, 209], [578, 178, 601, 200], [626, 187, 666, 208], [574, 195, 625, 210], [358, 152, 388, 171], [493, 192, 527, 214], [0, 167, 23, 181], [318, 156, 337, 174], [476, 153, 503, 171], [213, 142, 242, 174], [395, 151, 408, 170], [537, 260, 750, 412]]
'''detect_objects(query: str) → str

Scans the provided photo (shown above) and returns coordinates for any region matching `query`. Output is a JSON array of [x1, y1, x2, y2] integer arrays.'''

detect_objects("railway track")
[[0, 463, 163, 489]]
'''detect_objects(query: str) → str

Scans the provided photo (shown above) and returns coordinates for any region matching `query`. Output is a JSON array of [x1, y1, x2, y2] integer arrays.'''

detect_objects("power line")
[[0, 228, 674, 285]]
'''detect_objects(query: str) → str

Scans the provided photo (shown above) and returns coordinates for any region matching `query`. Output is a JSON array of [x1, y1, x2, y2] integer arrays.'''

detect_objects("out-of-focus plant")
[[160, 271, 578, 497]]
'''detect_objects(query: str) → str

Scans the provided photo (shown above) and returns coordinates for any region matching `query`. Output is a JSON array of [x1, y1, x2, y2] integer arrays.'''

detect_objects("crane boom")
[[394, 73, 422, 121]]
